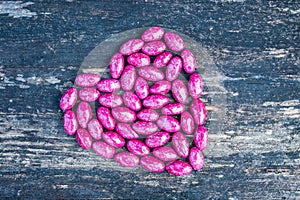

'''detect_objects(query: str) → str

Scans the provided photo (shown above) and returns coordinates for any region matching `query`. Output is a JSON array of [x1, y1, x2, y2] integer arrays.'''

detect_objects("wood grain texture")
[[0, 0, 299, 199]]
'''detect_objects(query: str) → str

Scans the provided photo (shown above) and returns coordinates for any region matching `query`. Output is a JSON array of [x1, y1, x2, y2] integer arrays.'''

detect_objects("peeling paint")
[[262, 100, 299, 107], [45, 77, 61, 84], [265, 48, 289, 58], [210, 0, 245, 2], [0, 1, 37, 18]]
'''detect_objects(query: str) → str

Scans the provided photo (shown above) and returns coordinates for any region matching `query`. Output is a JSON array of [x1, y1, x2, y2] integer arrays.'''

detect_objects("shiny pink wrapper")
[[156, 116, 180, 132], [63, 110, 78, 135], [137, 109, 159, 122], [114, 152, 140, 168], [190, 98, 207, 125], [102, 131, 125, 148], [153, 51, 173, 68], [96, 107, 116, 130], [120, 65, 136, 91], [75, 73, 101, 87], [76, 101, 92, 129], [142, 41, 166, 56], [127, 53, 150, 67], [143, 95, 170, 109], [60, 88, 78, 111], [164, 32, 185, 52], [122, 91, 142, 111], [153, 146, 178, 162], [127, 139, 150, 156], [189, 147, 204, 170], [87, 119, 103, 140], [166, 160, 192, 176], [97, 79, 120, 93], [79, 88, 100, 102], [194, 125, 208, 151], [92, 141, 116, 159], [98, 93, 123, 108], [120, 39, 144, 55], [132, 121, 158, 135], [145, 131, 170, 148], [172, 132, 189, 158], [115, 123, 139, 139], [111, 106, 136, 123], [140, 156, 165, 172], [142, 27, 164, 42], [76, 128, 92, 150], [138, 66, 164, 82], [149, 80, 171, 95]]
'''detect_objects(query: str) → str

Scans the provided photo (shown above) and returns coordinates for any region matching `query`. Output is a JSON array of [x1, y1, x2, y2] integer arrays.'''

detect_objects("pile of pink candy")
[[60, 27, 208, 176]]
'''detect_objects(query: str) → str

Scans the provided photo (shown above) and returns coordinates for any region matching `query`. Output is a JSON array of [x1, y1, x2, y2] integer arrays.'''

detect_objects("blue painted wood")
[[0, 0, 299, 199]]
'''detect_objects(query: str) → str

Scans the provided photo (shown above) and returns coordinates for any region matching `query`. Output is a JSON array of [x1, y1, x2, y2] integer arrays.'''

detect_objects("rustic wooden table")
[[0, 1, 299, 199]]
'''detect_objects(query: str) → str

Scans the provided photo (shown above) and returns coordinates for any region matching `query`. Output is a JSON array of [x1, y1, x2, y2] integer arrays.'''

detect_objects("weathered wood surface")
[[0, 0, 299, 199]]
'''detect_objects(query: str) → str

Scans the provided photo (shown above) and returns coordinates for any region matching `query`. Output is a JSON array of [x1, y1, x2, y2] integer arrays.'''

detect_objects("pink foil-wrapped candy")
[[79, 88, 100, 102], [145, 131, 170, 148], [156, 116, 180, 132], [188, 73, 203, 99], [76, 128, 92, 150], [143, 95, 170, 109], [166, 56, 182, 82], [120, 38, 144, 56], [63, 110, 78, 135], [87, 119, 103, 140], [96, 107, 116, 130], [97, 79, 121, 93], [75, 73, 101, 87], [190, 98, 207, 125], [164, 32, 185, 52], [98, 93, 123, 108], [109, 53, 124, 79], [161, 103, 185, 115], [76, 101, 92, 129], [142, 41, 166, 56], [134, 77, 149, 100], [180, 111, 195, 135], [189, 147, 204, 170], [111, 106, 136, 123], [138, 66, 164, 82], [102, 131, 125, 148], [122, 91, 142, 111], [60, 88, 78, 111], [127, 53, 150, 67], [92, 141, 115, 159], [153, 51, 173, 68], [149, 80, 171, 95], [114, 152, 140, 168], [132, 121, 158, 135], [127, 139, 150, 156], [115, 123, 139, 139], [194, 125, 208, 151], [172, 132, 189, 158], [142, 27, 165, 42], [181, 49, 196, 74], [172, 79, 188, 104], [152, 146, 178, 162], [120, 65, 136, 91], [166, 160, 192, 176], [140, 156, 165, 172], [137, 109, 159, 122]]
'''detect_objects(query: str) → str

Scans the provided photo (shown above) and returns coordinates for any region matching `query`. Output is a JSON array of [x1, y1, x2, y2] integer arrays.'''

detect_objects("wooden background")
[[0, 0, 299, 199]]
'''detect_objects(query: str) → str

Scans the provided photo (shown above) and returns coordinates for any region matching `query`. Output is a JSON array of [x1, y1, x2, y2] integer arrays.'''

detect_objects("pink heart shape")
[[60, 27, 208, 176]]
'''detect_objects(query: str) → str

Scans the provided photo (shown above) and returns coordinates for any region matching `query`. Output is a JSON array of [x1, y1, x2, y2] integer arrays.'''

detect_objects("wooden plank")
[[0, 0, 299, 199]]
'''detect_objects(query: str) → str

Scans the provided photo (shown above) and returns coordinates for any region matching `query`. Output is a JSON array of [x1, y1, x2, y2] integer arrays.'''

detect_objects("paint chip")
[[0, 1, 37, 18]]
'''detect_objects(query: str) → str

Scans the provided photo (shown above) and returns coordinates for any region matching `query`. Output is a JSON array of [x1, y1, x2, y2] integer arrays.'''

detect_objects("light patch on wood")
[[0, 1, 37, 18], [262, 100, 299, 107]]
